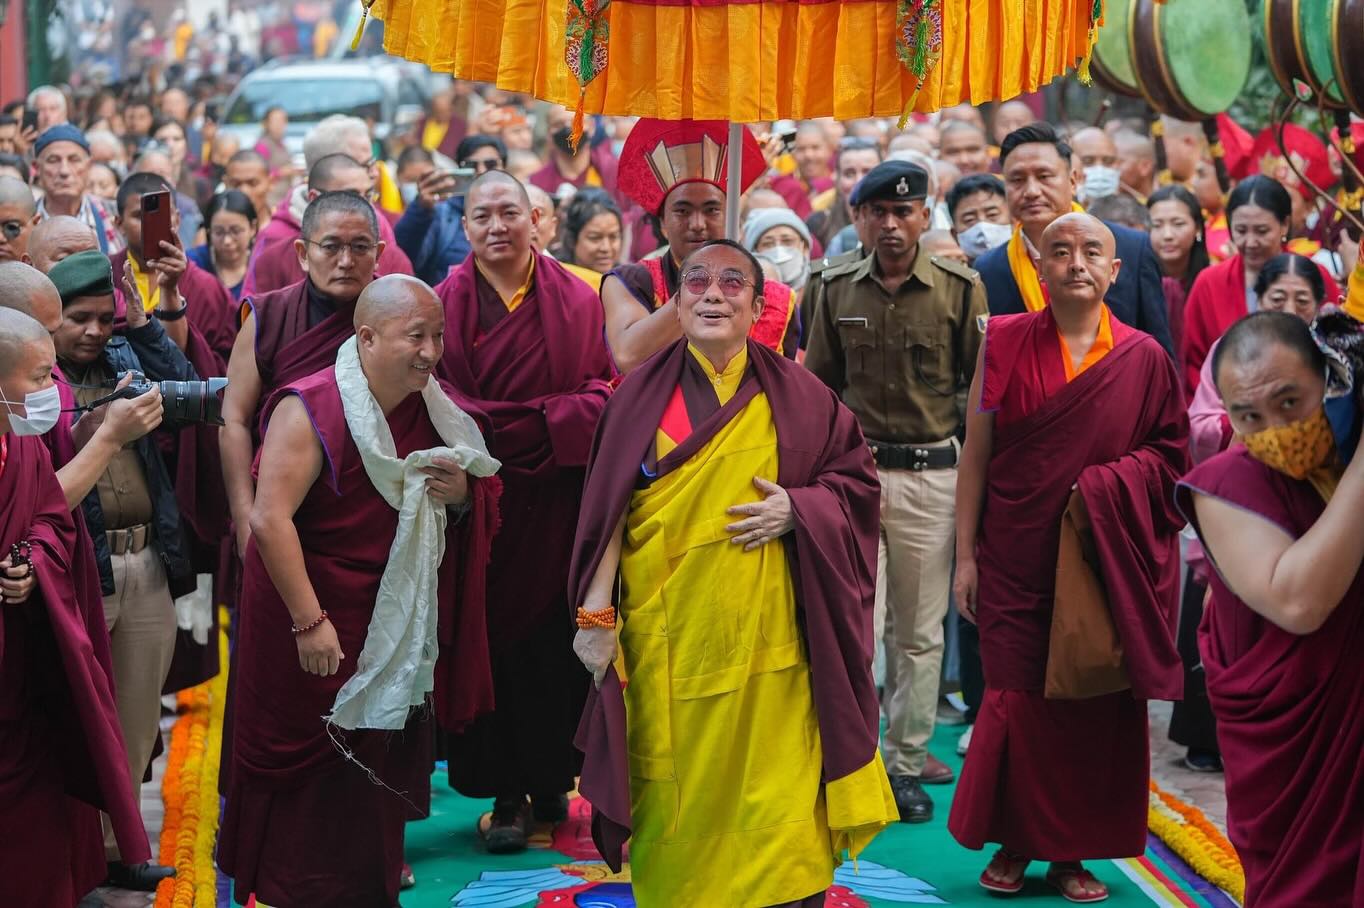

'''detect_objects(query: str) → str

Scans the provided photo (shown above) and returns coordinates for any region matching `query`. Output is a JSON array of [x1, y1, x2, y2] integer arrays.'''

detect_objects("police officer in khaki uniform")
[[805, 160, 987, 824]]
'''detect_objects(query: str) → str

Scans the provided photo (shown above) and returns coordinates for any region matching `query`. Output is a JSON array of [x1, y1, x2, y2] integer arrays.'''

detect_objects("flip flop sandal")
[[979, 849, 1030, 894], [1045, 867, 1110, 903]]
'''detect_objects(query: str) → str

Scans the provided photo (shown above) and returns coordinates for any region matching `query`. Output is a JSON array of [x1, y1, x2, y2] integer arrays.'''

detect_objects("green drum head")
[[1303, 0, 1348, 105], [1160, 0, 1252, 116], [1094, 0, 1137, 93]]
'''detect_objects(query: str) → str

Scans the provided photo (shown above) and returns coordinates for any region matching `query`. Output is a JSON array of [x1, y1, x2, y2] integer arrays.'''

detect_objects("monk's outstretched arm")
[[602, 275, 682, 374], [1194, 447, 1364, 635], [220, 312, 263, 558], [953, 342, 993, 623]]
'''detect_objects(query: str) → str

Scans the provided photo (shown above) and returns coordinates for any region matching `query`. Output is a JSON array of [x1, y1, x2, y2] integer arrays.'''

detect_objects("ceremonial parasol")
[[361, 0, 1104, 233]]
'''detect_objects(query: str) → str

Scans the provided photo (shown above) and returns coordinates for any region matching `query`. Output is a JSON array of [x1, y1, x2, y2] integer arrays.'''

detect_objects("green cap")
[[49, 249, 115, 306]]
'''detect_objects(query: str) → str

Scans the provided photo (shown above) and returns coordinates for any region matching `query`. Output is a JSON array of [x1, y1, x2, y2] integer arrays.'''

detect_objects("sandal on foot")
[[979, 848, 1030, 894], [1045, 865, 1109, 903]]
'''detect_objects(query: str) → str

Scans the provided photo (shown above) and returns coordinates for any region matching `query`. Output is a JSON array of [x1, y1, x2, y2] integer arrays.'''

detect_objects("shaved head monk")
[[218, 274, 500, 908], [0, 261, 62, 332], [949, 213, 1189, 901], [569, 239, 896, 905], [25, 214, 98, 272], [0, 308, 152, 904], [1179, 311, 1364, 906], [434, 169, 613, 853], [0, 176, 38, 264]]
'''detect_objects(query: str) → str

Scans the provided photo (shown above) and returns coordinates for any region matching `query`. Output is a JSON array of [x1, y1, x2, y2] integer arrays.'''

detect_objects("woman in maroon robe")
[[1178, 312, 1364, 907]]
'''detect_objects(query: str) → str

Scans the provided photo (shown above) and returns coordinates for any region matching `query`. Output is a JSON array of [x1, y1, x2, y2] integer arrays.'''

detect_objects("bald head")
[[0, 307, 52, 384], [353, 274, 442, 331], [1039, 213, 1120, 307], [467, 169, 531, 210], [26, 216, 99, 273], [0, 262, 62, 333], [0, 177, 35, 213], [353, 275, 444, 397], [1070, 127, 1118, 170]]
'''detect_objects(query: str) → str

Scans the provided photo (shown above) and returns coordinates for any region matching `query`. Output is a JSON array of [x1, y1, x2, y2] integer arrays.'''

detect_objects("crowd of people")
[[1, 58, 1363, 908]]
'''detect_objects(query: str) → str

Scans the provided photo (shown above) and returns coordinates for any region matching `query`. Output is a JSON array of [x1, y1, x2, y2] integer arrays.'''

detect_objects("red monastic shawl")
[[434, 252, 613, 641], [1178, 450, 1364, 907], [0, 434, 150, 893], [976, 309, 1189, 699]]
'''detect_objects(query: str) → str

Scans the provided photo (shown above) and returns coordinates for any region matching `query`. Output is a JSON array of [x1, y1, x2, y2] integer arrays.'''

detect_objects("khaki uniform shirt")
[[70, 361, 155, 530], [804, 246, 988, 444]]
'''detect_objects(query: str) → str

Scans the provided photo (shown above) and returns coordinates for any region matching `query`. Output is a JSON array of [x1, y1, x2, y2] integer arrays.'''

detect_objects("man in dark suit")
[[974, 123, 1173, 356]]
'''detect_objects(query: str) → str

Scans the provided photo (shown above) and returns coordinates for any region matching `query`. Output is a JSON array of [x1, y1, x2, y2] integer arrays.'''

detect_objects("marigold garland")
[[154, 616, 230, 908], [1147, 781, 1245, 904]]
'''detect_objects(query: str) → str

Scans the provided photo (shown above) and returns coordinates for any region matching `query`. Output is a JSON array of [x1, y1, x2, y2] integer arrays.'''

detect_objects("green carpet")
[[399, 725, 1220, 907]]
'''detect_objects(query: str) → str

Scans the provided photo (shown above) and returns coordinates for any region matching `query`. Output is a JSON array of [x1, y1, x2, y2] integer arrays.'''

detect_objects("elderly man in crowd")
[[33, 125, 123, 255]]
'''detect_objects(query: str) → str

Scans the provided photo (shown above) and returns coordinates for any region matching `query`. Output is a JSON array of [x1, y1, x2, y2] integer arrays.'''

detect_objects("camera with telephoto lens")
[[105, 371, 230, 426]]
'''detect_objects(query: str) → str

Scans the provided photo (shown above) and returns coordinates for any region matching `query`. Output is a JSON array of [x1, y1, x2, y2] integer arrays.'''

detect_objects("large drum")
[[1090, 0, 1140, 98], [1263, 0, 1348, 109], [1127, 0, 1252, 121]]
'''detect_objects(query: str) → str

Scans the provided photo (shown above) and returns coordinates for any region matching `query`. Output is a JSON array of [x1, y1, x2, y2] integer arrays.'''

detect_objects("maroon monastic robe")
[[1178, 450, 1364, 907], [0, 434, 150, 905], [948, 308, 1188, 860], [218, 368, 497, 908], [568, 338, 883, 869], [435, 252, 613, 798]]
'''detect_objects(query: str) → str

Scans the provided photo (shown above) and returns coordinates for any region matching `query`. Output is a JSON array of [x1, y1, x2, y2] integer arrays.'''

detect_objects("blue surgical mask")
[[1081, 165, 1122, 201], [0, 384, 61, 436], [957, 221, 1012, 259]]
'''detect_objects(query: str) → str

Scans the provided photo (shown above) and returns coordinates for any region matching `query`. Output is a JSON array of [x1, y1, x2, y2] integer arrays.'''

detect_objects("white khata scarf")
[[327, 337, 501, 730]]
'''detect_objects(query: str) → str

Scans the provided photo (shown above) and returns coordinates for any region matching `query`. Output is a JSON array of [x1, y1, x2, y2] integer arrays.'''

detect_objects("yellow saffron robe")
[[617, 346, 896, 907]]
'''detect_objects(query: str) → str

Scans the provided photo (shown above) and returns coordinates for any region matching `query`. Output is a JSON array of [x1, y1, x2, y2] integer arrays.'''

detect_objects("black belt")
[[868, 440, 957, 471]]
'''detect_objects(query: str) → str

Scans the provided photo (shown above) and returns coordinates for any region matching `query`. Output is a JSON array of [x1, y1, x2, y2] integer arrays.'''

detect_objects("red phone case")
[[141, 190, 174, 259]]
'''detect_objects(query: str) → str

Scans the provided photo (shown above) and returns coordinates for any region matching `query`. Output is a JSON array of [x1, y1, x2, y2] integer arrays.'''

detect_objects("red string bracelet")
[[291, 611, 330, 635]]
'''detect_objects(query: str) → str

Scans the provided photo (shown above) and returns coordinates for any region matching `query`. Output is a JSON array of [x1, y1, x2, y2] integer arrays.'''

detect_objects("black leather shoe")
[[531, 793, 569, 824], [480, 796, 530, 854], [889, 774, 934, 823], [105, 861, 176, 891]]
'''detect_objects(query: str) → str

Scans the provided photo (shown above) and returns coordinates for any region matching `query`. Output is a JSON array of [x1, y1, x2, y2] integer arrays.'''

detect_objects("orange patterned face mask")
[[1242, 406, 1335, 480]]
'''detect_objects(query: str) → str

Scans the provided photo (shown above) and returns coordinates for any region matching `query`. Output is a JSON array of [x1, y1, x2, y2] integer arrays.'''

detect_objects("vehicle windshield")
[[225, 78, 383, 125]]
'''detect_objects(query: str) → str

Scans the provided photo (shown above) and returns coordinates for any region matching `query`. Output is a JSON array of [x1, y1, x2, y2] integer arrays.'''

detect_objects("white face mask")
[[399, 182, 419, 205], [0, 384, 61, 437], [956, 221, 1013, 259], [756, 245, 810, 291], [1081, 165, 1121, 201]]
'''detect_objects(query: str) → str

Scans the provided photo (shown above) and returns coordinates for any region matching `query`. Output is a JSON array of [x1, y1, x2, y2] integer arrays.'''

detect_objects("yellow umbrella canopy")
[[369, 0, 1104, 124]]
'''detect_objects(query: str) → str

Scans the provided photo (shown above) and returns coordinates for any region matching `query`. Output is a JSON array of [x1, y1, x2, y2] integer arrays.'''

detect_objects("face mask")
[[552, 126, 577, 157], [1081, 165, 1121, 201], [611, 139, 626, 158], [399, 182, 419, 205], [757, 245, 810, 291], [957, 221, 1012, 259], [1242, 405, 1334, 480], [0, 384, 61, 437]]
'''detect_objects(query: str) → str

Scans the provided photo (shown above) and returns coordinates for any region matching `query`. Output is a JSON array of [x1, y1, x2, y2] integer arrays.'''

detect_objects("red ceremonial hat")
[[617, 119, 766, 216], [1247, 123, 1336, 199]]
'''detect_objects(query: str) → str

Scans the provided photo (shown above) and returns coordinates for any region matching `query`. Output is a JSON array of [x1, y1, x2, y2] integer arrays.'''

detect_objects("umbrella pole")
[[726, 121, 743, 240]]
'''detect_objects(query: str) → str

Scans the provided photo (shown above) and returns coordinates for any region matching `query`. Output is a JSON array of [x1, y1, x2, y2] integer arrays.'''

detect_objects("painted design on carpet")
[[154, 616, 229, 908], [1147, 782, 1244, 904], [449, 857, 943, 905]]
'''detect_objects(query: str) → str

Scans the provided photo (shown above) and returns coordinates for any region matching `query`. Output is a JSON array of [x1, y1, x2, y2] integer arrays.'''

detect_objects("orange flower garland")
[[154, 617, 230, 908], [1147, 781, 1245, 903]]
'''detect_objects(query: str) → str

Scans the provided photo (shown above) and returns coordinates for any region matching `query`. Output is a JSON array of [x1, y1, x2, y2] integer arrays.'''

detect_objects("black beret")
[[850, 160, 929, 206]]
